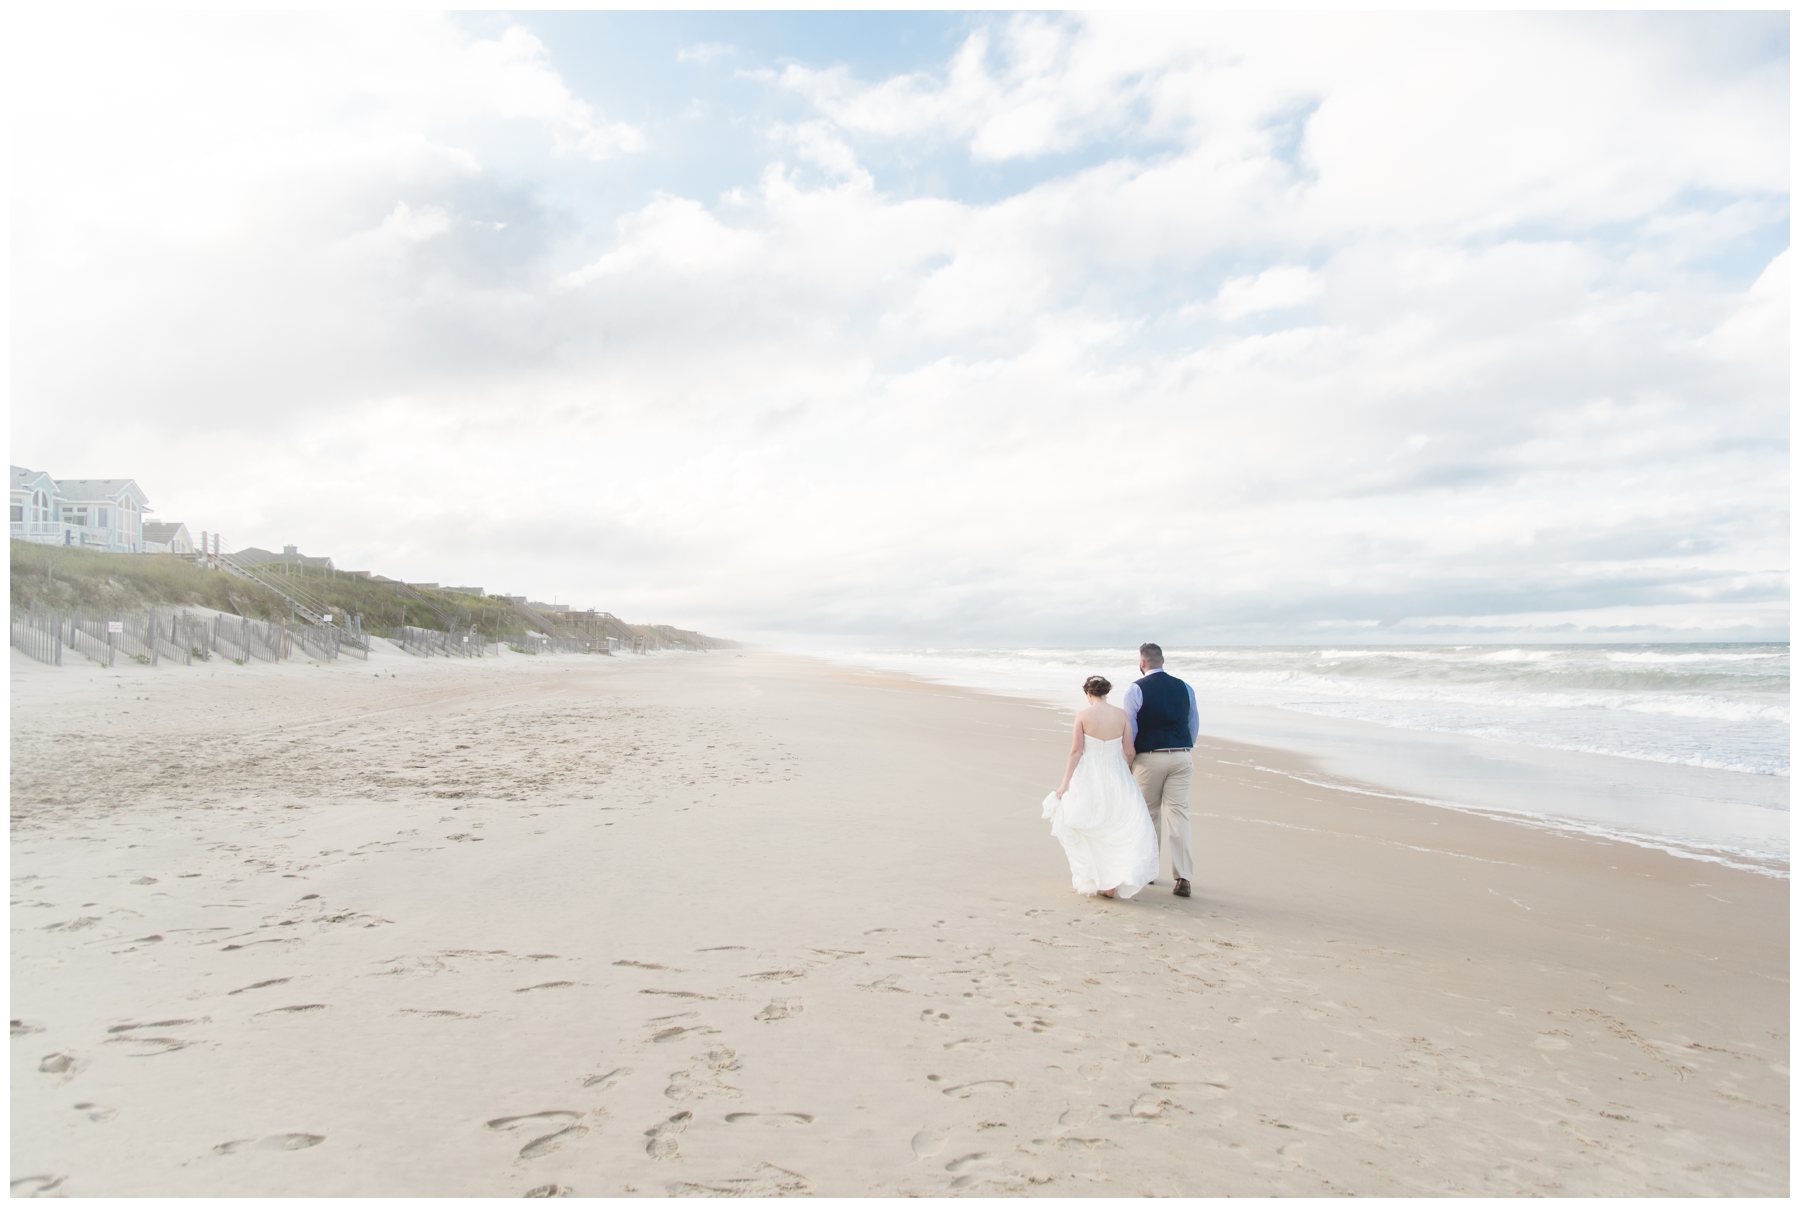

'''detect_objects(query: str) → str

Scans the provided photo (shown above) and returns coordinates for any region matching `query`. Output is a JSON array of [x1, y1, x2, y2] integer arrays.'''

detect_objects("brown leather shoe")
[[1173, 878, 1192, 898]]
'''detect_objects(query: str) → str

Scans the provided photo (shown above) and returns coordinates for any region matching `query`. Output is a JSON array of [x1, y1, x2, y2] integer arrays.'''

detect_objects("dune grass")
[[11, 543, 291, 619], [11, 541, 732, 649]]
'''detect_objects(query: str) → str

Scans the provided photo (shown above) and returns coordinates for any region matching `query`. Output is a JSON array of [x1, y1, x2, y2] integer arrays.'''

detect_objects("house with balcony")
[[10, 466, 151, 552]]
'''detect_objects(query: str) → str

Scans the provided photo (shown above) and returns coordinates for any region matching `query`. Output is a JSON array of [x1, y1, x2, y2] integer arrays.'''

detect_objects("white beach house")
[[141, 520, 195, 555], [9, 466, 151, 553]]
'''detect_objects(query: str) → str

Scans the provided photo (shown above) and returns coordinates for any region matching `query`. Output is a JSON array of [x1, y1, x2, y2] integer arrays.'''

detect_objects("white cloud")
[[464, 25, 645, 160], [372, 201, 455, 245], [1698, 249, 1789, 400], [7, 11, 1787, 642], [1215, 266, 1324, 320], [564, 195, 766, 284], [770, 121, 868, 184], [774, 12, 1785, 237]]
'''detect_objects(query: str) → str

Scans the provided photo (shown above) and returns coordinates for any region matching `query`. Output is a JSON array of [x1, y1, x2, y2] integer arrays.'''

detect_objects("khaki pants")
[[1133, 749, 1193, 883]]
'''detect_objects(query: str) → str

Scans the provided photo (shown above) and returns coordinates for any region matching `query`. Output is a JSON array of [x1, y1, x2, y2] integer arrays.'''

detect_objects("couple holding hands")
[[1042, 643, 1196, 902]]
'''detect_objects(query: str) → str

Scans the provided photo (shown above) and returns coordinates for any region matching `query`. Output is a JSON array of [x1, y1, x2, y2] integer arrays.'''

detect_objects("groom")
[[1124, 643, 1198, 898]]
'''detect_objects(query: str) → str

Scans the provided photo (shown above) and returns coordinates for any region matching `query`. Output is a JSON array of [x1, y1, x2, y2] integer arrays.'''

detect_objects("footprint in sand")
[[911, 1130, 947, 1160], [399, 1009, 483, 1021], [1111, 1093, 1180, 1121], [106, 1036, 193, 1057], [755, 999, 803, 1023], [1151, 1079, 1231, 1097], [644, 1111, 692, 1160], [651, 1026, 718, 1044], [523, 1185, 572, 1197], [944, 1152, 989, 1173], [255, 1004, 328, 1016], [665, 1162, 812, 1197], [665, 1072, 695, 1101], [582, 1068, 630, 1090], [703, 1047, 739, 1072], [10, 1176, 65, 1197], [858, 974, 908, 994], [73, 1102, 116, 1122], [519, 1125, 588, 1161], [941, 1080, 1015, 1099], [515, 982, 577, 994], [215, 1134, 325, 1154], [227, 978, 292, 996], [12, 1020, 45, 1037], [38, 1053, 80, 1076], [724, 1112, 814, 1127], [488, 1111, 583, 1133]]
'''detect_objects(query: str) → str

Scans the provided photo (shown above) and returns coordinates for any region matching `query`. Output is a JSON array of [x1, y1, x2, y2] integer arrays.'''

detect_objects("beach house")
[[142, 521, 195, 555], [9, 466, 151, 553], [234, 545, 335, 573]]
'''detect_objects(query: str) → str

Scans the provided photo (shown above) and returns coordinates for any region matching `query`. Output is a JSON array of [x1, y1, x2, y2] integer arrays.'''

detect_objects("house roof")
[[55, 478, 150, 507], [11, 465, 53, 491], [143, 521, 189, 542], [234, 546, 332, 569]]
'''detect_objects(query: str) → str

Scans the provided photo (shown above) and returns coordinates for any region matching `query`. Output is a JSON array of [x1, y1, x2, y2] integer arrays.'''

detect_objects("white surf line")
[[1214, 758, 1789, 880], [1487, 888, 1534, 912], [1203, 811, 1523, 867]]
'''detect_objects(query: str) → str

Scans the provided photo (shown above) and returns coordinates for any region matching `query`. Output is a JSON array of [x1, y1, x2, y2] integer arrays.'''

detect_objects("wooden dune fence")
[[9, 610, 355, 668], [397, 625, 497, 658]]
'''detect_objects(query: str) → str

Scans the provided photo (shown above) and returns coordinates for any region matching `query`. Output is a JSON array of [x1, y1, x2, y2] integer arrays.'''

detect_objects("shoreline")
[[10, 647, 1789, 1195], [801, 647, 1791, 878]]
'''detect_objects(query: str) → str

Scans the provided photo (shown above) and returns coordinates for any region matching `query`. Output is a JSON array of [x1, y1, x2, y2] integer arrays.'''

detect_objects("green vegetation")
[[11, 541, 734, 651], [241, 563, 529, 641], [12, 543, 291, 619]]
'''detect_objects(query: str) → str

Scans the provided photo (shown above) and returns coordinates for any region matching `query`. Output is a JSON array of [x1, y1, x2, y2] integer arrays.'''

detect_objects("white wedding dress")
[[1042, 733, 1159, 899]]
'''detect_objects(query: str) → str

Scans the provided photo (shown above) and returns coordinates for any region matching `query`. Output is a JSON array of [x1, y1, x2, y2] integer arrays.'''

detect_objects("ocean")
[[823, 644, 1790, 876]]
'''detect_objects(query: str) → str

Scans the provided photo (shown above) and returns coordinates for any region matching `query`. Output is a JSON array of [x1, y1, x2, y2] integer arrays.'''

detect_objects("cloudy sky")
[[10, 10, 1789, 646]]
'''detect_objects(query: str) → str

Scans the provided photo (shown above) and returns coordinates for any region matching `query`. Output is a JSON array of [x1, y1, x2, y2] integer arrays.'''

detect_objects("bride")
[[1042, 675, 1159, 900]]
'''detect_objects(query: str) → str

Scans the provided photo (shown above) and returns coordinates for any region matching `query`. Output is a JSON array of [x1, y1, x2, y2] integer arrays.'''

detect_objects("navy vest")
[[1135, 672, 1192, 751]]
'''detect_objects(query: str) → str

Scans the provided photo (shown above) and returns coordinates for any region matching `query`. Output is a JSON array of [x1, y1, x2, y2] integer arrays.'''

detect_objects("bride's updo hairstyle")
[[1083, 675, 1112, 699]]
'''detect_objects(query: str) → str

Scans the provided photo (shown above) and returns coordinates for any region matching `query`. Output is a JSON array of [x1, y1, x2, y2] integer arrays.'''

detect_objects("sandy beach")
[[9, 647, 1789, 1196]]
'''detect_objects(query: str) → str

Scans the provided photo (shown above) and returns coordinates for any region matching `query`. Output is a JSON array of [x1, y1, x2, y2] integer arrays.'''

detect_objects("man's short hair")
[[1139, 643, 1164, 667]]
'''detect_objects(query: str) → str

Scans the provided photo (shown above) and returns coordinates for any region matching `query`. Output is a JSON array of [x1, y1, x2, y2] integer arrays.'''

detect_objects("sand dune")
[[9, 649, 1788, 1195]]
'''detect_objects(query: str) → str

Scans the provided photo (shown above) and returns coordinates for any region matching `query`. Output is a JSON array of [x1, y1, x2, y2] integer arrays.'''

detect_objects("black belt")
[[1147, 747, 1191, 752]]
